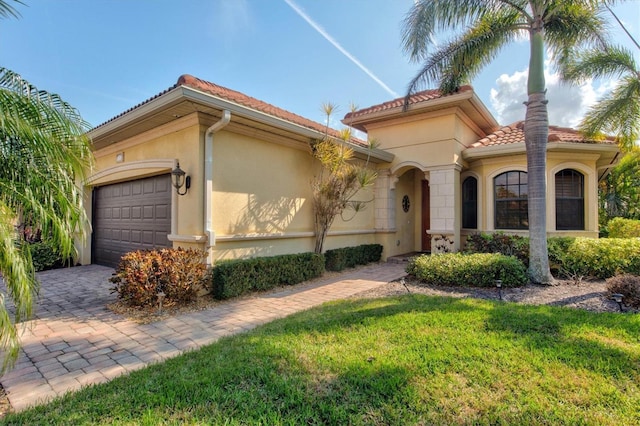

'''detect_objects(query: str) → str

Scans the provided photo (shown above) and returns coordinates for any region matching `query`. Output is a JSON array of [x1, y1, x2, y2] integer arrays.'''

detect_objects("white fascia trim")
[[462, 142, 526, 160], [349, 91, 474, 126], [89, 88, 185, 139], [181, 87, 393, 163], [464, 141, 619, 161], [89, 86, 393, 163], [547, 142, 619, 153]]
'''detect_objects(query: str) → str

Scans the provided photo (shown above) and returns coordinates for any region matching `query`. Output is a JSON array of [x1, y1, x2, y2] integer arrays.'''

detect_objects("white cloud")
[[490, 65, 615, 128]]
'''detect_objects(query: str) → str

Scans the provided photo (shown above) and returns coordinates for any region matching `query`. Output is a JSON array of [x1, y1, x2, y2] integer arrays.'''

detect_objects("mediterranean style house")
[[78, 75, 619, 267]]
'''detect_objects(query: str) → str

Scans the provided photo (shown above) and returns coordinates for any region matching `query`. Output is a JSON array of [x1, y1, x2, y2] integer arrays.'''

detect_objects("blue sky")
[[1, 1, 638, 131]]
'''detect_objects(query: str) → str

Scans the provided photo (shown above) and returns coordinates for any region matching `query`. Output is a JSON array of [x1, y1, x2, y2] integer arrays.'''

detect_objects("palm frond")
[[580, 76, 640, 150], [561, 45, 637, 82], [538, 2, 609, 72], [402, 0, 524, 62], [406, 10, 520, 96], [0, 0, 23, 19], [0, 68, 93, 370]]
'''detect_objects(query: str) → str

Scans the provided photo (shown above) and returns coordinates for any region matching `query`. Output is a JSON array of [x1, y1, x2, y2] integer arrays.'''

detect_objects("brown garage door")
[[93, 174, 172, 268]]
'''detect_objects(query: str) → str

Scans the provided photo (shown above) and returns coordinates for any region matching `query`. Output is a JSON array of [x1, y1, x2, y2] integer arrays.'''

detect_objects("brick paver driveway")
[[1, 262, 406, 412]]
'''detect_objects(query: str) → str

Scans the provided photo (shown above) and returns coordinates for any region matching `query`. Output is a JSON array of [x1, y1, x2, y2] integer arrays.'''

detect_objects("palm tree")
[[402, 0, 608, 284], [0, 67, 93, 371], [561, 5, 640, 152]]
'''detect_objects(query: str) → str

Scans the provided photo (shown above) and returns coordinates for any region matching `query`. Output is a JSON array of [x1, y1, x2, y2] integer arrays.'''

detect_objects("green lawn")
[[4, 295, 640, 425]]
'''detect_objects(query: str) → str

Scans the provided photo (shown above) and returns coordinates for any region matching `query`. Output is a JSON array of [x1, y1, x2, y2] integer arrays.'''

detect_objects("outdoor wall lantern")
[[495, 279, 503, 301], [611, 293, 624, 312], [171, 162, 191, 196]]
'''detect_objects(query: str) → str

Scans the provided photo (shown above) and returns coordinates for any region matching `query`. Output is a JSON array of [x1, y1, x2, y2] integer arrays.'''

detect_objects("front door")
[[421, 180, 431, 252]]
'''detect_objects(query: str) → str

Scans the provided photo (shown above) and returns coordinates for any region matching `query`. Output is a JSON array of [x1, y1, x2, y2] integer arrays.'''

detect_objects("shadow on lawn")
[[5, 295, 639, 424], [483, 301, 640, 378]]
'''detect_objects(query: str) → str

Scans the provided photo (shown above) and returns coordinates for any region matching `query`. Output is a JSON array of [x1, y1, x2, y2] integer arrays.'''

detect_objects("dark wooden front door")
[[421, 180, 431, 252]]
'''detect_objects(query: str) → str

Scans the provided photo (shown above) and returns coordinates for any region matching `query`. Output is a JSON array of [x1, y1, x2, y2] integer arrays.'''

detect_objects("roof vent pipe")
[[204, 110, 231, 265]]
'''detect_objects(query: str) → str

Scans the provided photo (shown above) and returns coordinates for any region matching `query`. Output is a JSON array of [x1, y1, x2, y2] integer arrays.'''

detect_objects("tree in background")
[[561, 4, 639, 152], [402, 0, 608, 283], [0, 0, 94, 370], [311, 103, 378, 254], [599, 148, 640, 230]]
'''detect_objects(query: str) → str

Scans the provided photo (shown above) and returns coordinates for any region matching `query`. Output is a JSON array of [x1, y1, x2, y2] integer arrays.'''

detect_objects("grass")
[[3, 295, 640, 425]]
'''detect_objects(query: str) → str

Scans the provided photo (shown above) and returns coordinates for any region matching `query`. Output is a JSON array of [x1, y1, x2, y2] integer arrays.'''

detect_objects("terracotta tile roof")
[[344, 85, 474, 121], [93, 74, 365, 146], [469, 121, 618, 148]]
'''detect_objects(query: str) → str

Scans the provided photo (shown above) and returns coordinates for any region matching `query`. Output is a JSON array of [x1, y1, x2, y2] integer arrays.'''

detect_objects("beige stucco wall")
[[465, 151, 601, 238], [209, 128, 376, 261], [366, 109, 485, 255], [81, 115, 205, 264], [83, 112, 379, 265]]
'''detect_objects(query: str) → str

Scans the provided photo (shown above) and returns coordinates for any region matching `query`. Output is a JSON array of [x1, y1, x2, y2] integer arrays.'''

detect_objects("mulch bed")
[[353, 276, 638, 314]]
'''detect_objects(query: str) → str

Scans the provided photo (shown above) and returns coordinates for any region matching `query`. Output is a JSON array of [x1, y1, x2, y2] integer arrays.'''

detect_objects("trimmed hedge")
[[607, 217, 640, 238], [464, 233, 576, 276], [210, 252, 325, 300], [29, 241, 72, 272], [464, 232, 529, 265], [406, 253, 528, 287], [325, 244, 383, 271], [564, 237, 640, 279]]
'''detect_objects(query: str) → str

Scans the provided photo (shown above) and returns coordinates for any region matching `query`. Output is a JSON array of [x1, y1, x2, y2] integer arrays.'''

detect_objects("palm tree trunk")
[[524, 30, 553, 284]]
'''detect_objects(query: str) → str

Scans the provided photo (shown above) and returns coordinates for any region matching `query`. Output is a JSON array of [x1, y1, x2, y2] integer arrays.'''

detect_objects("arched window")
[[462, 177, 477, 229], [556, 169, 584, 230], [494, 171, 528, 229]]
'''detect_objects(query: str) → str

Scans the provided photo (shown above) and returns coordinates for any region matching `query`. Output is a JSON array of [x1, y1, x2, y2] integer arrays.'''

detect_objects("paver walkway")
[[1, 262, 406, 412]]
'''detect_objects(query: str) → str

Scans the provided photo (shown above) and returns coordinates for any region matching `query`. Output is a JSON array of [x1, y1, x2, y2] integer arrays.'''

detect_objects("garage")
[[92, 174, 172, 268]]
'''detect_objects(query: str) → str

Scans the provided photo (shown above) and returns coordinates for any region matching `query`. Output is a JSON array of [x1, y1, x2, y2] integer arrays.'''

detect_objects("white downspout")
[[204, 110, 231, 265]]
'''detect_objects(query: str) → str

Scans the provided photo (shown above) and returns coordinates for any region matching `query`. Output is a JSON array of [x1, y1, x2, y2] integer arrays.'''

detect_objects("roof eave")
[[344, 90, 475, 131], [90, 85, 393, 163], [344, 89, 499, 135], [463, 140, 620, 160]]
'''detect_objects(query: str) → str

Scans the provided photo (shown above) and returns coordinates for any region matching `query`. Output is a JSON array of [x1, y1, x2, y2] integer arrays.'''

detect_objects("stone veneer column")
[[374, 169, 395, 231], [428, 165, 461, 252]]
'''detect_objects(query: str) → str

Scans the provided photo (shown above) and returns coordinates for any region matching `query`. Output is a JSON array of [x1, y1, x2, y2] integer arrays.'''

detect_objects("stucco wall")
[[465, 151, 600, 237], [210, 129, 376, 261], [85, 112, 379, 264]]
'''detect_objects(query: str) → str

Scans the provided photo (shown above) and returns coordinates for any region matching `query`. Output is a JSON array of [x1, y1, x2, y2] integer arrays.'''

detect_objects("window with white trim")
[[494, 171, 528, 229], [555, 169, 584, 230]]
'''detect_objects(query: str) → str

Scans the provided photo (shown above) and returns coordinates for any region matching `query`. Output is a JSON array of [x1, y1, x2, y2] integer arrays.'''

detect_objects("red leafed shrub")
[[606, 274, 640, 308], [110, 248, 207, 307]]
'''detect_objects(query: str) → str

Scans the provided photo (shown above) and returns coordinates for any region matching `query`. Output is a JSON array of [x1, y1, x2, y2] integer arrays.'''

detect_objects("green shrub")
[[325, 244, 383, 271], [110, 248, 207, 307], [28, 241, 72, 272], [563, 237, 640, 279], [406, 253, 528, 287], [547, 236, 576, 276], [465, 233, 578, 278], [606, 274, 640, 308], [464, 233, 529, 265], [210, 252, 325, 300], [607, 217, 640, 238]]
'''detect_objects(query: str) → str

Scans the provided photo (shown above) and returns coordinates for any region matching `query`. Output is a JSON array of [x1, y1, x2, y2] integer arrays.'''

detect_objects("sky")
[[1, 0, 639, 132]]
